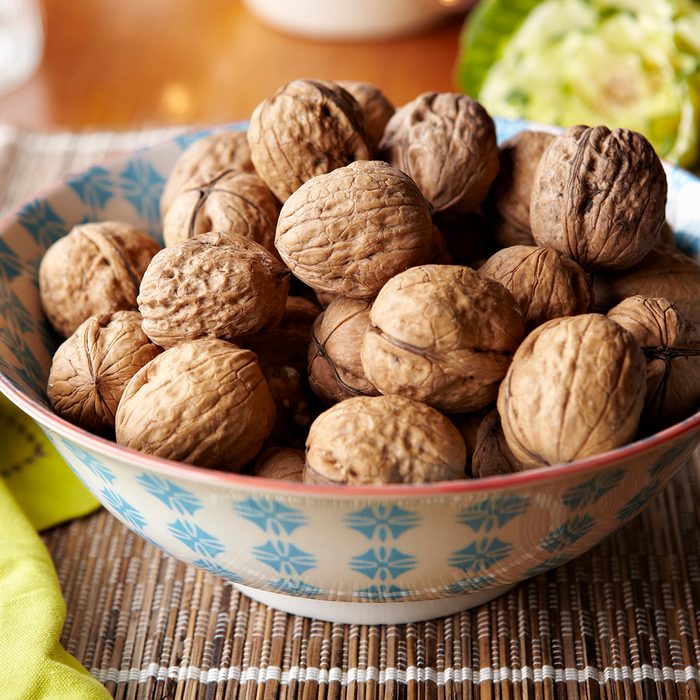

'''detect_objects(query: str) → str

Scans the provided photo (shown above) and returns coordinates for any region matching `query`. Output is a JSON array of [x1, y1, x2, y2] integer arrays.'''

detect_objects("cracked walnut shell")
[[39, 221, 160, 337], [498, 314, 646, 466], [304, 395, 466, 485], [47, 311, 161, 435], [116, 339, 275, 471]]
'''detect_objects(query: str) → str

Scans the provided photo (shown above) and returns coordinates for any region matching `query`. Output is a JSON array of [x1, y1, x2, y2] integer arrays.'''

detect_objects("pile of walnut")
[[41, 79, 700, 486]]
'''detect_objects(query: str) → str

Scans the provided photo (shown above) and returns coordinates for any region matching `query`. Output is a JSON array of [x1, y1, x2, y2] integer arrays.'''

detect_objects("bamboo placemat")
[[2, 127, 700, 699]]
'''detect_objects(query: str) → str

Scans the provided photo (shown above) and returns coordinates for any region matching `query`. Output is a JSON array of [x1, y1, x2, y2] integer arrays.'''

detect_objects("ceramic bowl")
[[2, 119, 700, 625]]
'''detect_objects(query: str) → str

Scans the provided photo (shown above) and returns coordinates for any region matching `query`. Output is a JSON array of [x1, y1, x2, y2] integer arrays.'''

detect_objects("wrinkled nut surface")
[[304, 395, 466, 485], [380, 92, 499, 214], [40, 221, 160, 337], [531, 125, 667, 270], [471, 409, 523, 478], [276, 160, 433, 297], [337, 80, 395, 150], [594, 245, 700, 323], [608, 296, 700, 430], [498, 314, 646, 466], [47, 311, 161, 435], [116, 339, 275, 471], [248, 79, 373, 201], [486, 130, 554, 248], [253, 448, 305, 481], [362, 265, 525, 413], [479, 245, 593, 329], [160, 131, 254, 216], [139, 232, 290, 348], [162, 170, 280, 255], [308, 297, 378, 404]]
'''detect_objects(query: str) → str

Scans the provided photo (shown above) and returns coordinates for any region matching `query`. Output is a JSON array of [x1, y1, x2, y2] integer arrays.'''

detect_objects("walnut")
[[308, 297, 378, 404], [248, 79, 373, 201], [485, 130, 554, 248], [659, 222, 675, 247], [479, 245, 593, 330], [304, 395, 466, 485], [498, 314, 646, 466], [160, 131, 254, 216], [162, 170, 280, 256], [39, 221, 160, 337], [47, 311, 161, 435], [116, 339, 275, 471], [139, 232, 290, 348], [276, 160, 433, 298], [450, 407, 491, 470], [607, 296, 700, 431], [253, 448, 305, 481], [593, 245, 700, 323], [531, 126, 667, 270], [380, 92, 499, 214], [261, 363, 313, 449], [361, 265, 525, 413], [470, 409, 523, 478], [336, 80, 394, 149]]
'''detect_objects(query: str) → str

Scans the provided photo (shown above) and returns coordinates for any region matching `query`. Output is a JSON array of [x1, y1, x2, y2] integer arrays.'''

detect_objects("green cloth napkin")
[[0, 395, 110, 700]]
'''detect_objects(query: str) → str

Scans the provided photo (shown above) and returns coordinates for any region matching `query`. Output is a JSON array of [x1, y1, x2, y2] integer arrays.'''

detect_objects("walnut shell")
[[593, 245, 700, 323], [47, 311, 161, 435], [336, 80, 395, 150], [308, 297, 378, 404], [139, 232, 290, 348], [380, 92, 499, 215], [262, 363, 313, 449], [160, 131, 254, 216], [40, 221, 160, 337], [479, 245, 593, 330], [471, 409, 523, 478], [162, 170, 280, 256], [276, 160, 433, 298], [608, 296, 700, 431], [253, 448, 305, 481], [498, 314, 646, 466], [248, 79, 373, 202], [531, 126, 666, 270], [304, 395, 466, 485], [361, 265, 526, 413], [485, 130, 554, 248], [450, 407, 491, 470], [116, 339, 275, 471]]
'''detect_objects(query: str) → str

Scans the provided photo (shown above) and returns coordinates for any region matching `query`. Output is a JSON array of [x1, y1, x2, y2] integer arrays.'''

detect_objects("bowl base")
[[234, 583, 515, 624]]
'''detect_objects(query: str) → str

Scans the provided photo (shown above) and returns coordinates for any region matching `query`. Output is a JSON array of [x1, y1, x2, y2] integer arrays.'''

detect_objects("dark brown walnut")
[[139, 232, 290, 348], [485, 130, 554, 248], [276, 160, 433, 298], [361, 265, 526, 413], [498, 314, 646, 466], [659, 222, 675, 247], [47, 311, 161, 435], [248, 79, 373, 202], [608, 296, 700, 430], [336, 80, 395, 150], [116, 339, 275, 471], [479, 245, 593, 330], [162, 170, 281, 256], [471, 409, 523, 478], [304, 395, 466, 485], [530, 125, 667, 270], [593, 245, 700, 323], [253, 448, 305, 481], [39, 221, 160, 337], [308, 297, 378, 404], [160, 131, 254, 216], [450, 406, 491, 472], [380, 92, 499, 215], [433, 211, 496, 266], [261, 363, 313, 449]]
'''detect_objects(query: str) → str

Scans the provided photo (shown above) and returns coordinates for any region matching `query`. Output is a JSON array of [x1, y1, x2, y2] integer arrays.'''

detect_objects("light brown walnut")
[[248, 79, 373, 202], [276, 160, 433, 298], [253, 448, 305, 482], [139, 232, 290, 348], [361, 265, 525, 413], [498, 314, 646, 466], [47, 311, 161, 435], [39, 221, 160, 337], [471, 409, 523, 478], [116, 339, 275, 471], [336, 80, 395, 150], [304, 395, 466, 485]]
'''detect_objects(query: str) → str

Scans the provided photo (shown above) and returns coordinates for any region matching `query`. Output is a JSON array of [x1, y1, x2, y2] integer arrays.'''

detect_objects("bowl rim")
[[2, 122, 700, 498]]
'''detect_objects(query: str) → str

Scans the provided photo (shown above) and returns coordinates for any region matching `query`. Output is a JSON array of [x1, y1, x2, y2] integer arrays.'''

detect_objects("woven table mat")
[[2, 126, 700, 699]]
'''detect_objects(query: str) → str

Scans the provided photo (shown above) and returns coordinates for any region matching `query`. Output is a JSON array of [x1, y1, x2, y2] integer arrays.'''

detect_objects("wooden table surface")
[[0, 0, 466, 130]]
